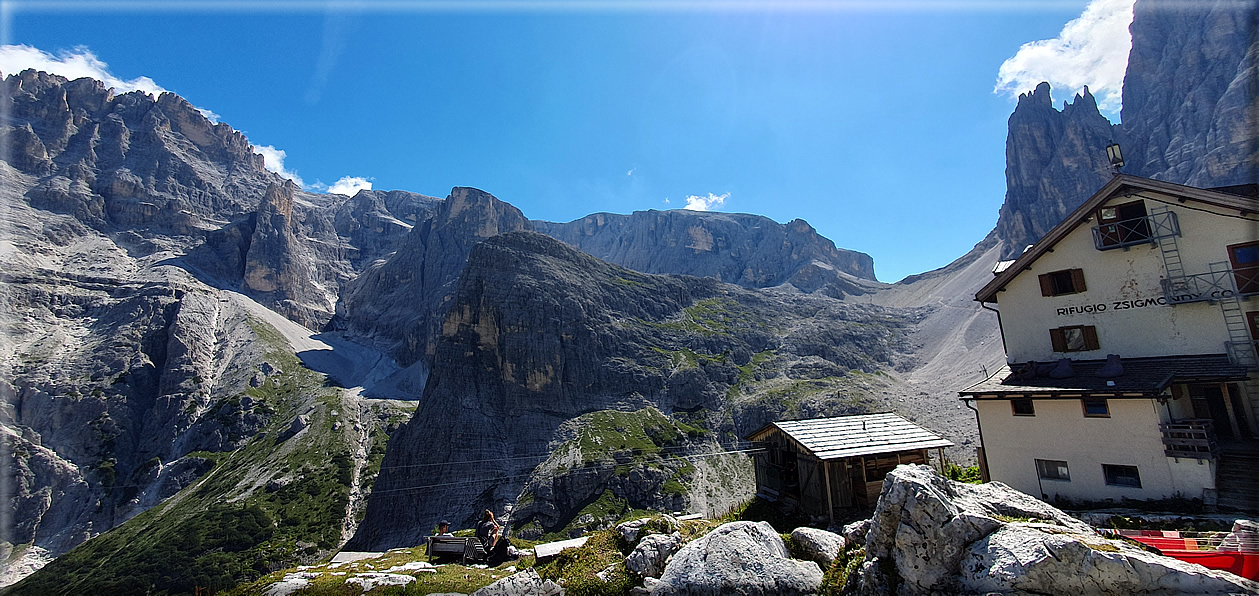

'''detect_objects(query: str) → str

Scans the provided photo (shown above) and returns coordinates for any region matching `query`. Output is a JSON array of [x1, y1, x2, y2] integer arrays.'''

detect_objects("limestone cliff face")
[[2, 69, 271, 232], [331, 189, 441, 269], [239, 181, 334, 328], [1122, 0, 1258, 186], [993, 0, 1257, 254], [535, 209, 878, 287], [332, 187, 532, 367], [347, 231, 915, 550]]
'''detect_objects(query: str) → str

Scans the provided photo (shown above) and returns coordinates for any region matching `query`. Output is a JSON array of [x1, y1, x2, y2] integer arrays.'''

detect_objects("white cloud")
[[683, 192, 728, 211], [994, 0, 1135, 113], [197, 108, 221, 124], [254, 144, 306, 188], [325, 176, 373, 196], [0, 44, 167, 96]]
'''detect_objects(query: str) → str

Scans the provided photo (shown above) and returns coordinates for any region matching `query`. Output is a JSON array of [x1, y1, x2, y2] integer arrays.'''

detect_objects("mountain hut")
[[746, 413, 954, 521]]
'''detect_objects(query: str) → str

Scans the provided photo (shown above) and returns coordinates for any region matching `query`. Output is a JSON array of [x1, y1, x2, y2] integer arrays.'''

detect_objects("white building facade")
[[962, 175, 1259, 509]]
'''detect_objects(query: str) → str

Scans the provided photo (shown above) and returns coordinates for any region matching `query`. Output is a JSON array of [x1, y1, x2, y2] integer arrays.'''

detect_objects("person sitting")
[[436, 520, 453, 536], [476, 509, 500, 551], [475, 509, 521, 565]]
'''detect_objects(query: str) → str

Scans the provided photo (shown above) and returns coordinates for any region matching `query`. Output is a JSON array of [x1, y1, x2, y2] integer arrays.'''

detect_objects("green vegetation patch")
[[9, 316, 372, 595], [536, 529, 633, 596], [943, 464, 982, 484]]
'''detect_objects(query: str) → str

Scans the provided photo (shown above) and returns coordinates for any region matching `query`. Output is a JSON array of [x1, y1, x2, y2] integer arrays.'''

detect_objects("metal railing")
[[1226, 340, 1259, 369], [1092, 210, 1180, 250], [1161, 269, 1239, 304], [1160, 419, 1218, 460]]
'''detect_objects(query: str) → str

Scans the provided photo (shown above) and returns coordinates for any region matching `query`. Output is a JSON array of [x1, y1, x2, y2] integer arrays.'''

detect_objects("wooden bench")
[[426, 536, 488, 563]]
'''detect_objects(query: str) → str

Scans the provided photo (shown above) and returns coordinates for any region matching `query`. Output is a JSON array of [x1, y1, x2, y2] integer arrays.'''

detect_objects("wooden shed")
[[746, 413, 954, 521]]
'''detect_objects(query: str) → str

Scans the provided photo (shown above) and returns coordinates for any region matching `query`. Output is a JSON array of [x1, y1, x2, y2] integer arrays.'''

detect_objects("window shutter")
[[1050, 328, 1067, 352], [1039, 273, 1054, 296], [1083, 326, 1100, 350], [1071, 269, 1086, 292]]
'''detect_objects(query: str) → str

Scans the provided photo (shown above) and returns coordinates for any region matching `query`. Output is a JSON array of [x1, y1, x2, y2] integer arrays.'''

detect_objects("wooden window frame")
[[1035, 459, 1071, 481], [1082, 397, 1110, 418], [1102, 464, 1142, 488], [1011, 398, 1035, 416], [1228, 241, 1259, 295], [1050, 325, 1100, 353], [1038, 269, 1087, 297]]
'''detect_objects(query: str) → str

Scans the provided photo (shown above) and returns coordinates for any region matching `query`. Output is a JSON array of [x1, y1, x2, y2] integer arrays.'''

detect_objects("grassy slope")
[[7, 318, 402, 596]]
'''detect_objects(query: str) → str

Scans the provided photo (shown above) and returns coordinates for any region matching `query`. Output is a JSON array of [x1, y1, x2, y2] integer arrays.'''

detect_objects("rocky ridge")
[[535, 209, 878, 291]]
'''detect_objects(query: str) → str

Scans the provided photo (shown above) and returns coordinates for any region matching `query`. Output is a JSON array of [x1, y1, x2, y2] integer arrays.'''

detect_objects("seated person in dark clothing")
[[475, 509, 500, 551], [475, 509, 519, 565]]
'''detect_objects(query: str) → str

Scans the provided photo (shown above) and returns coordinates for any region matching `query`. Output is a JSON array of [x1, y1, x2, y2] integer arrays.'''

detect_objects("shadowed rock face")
[[347, 231, 916, 550], [993, 0, 1258, 256], [1122, 0, 1259, 187], [994, 84, 1118, 256], [535, 209, 878, 286], [332, 187, 533, 367]]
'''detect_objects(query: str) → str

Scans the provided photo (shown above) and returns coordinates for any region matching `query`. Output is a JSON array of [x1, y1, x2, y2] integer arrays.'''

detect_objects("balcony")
[[1162, 265, 1259, 305], [1226, 340, 1259, 369], [1160, 419, 1218, 460], [1092, 210, 1180, 250]]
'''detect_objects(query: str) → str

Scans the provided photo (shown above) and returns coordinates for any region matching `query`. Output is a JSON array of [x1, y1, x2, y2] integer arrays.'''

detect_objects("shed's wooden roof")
[[747, 413, 953, 460]]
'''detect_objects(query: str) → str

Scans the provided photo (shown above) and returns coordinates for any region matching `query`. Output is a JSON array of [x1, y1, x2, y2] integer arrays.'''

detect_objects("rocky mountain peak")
[[1016, 81, 1054, 110], [994, 82, 1118, 255], [332, 186, 532, 368]]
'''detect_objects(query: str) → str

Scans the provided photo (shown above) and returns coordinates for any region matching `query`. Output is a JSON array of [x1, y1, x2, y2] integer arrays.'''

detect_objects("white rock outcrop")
[[854, 464, 1259, 595], [651, 521, 822, 596], [625, 532, 684, 578], [790, 526, 846, 568]]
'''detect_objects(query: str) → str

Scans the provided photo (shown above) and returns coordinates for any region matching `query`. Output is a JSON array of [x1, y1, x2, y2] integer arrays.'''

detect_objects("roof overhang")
[[959, 354, 1251, 399]]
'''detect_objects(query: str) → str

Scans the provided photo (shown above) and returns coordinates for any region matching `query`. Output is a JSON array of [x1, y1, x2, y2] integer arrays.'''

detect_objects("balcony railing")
[[1162, 265, 1259, 305], [1226, 339, 1259, 369], [1092, 210, 1180, 251], [1160, 419, 1218, 460]]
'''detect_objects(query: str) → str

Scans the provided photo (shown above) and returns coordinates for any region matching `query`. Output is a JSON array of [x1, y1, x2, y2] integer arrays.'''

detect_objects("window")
[[1096, 200, 1151, 247], [1038, 269, 1087, 296], [1011, 398, 1035, 416], [1103, 464, 1142, 488], [1082, 397, 1110, 417], [1050, 325, 1099, 352], [1228, 241, 1259, 295], [1036, 459, 1070, 481]]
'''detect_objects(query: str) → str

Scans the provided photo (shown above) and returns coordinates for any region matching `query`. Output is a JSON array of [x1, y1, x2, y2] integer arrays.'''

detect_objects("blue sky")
[[3, 1, 1134, 282]]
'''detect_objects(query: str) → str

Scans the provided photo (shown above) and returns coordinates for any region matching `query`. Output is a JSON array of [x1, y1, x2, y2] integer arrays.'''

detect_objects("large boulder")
[[651, 521, 822, 596], [625, 532, 684, 579], [853, 465, 1259, 595], [961, 523, 1259, 595], [791, 527, 846, 568]]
